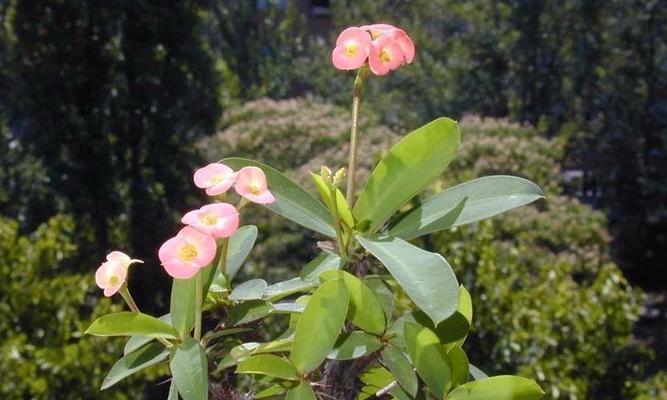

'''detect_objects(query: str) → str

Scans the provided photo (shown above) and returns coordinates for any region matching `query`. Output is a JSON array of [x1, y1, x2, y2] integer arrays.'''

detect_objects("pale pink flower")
[[331, 27, 372, 70], [386, 29, 415, 64], [181, 203, 239, 239], [368, 35, 405, 76], [234, 166, 276, 204], [193, 163, 237, 196], [95, 251, 142, 297], [158, 226, 217, 279], [360, 23, 399, 39]]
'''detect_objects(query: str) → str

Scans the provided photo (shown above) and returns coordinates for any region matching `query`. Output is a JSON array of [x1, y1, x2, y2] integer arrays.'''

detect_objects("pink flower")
[[158, 226, 217, 279], [332, 24, 415, 75], [386, 29, 415, 64], [181, 203, 240, 239], [331, 27, 372, 70], [368, 35, 405, 76], [360, 23, 399, 39], [193, 163, 237, 196], [95, 251, 142, 297], [234, 166, 276, 204]]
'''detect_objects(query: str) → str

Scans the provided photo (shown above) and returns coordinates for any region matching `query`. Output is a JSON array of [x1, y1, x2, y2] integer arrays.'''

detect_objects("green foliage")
[[86, 312, 180, 340], [202, 99, 661, 399], [0, 215, 151, 399]]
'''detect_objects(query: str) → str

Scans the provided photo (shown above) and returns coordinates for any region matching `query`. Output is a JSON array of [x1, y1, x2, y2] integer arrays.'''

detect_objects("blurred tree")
[[4, 0, 221, 309], [205, 0, 307, 100]]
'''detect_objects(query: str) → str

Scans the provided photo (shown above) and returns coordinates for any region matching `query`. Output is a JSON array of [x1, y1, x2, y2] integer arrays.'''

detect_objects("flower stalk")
[[346, 67, 368, 208]]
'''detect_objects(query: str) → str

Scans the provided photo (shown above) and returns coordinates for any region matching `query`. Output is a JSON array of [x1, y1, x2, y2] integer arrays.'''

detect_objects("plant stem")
[[346, 68, 367, 208], [119, 286, 172, 347], [194, 271, 203, 341]]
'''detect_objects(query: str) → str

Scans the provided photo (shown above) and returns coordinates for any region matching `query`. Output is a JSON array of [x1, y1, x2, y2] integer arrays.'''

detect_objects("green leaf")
[[123, 314, 171, 355], [320, 270, 386, 335], [381, 346, 418, 396], [170, 277, 196, 337], [357, 235, 459, 324], [255, 384, 287, 399], [226, 225, 258, 280], [299, 252, 343, 283], [413, 286, 473, 346], [226, 300, 273, 326], [469, 364, 489, 381], [354, 118, 460, 234], [389, 176, 544, 239], [263, 277, 313, 301], [447, 375, 545, 400], [285, 382, 317, 400], [229, 279, 268, 300], [237, 354, 298, 380], [404, 322, 451, 398], [101, 342, 168, 390], [290, 279, 349, 374], [224, 158, 336, 237], [364, 276, 394, 322], [85, 312, 179, 339], [327, 331, 383, 360], [170, 336, 208, 400], [448, 346, 470, 387], [168, 380, 179, 400]]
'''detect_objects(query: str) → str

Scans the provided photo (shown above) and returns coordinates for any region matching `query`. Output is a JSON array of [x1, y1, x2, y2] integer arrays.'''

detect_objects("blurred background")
[[0, 1, 665, 399]]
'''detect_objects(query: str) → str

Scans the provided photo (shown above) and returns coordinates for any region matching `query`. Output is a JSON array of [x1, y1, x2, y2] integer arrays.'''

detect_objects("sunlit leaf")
[[224, 158, 336, 236], [320, 270, 386, 335], [357, 235, 459, 325], [404, 322, 451, 398], [237, 354, 298, 380], [290, 279, 349, 374], [85, 312, 179, 339], [389, 176, 544, 239], [354, 117, 460, 234], [170, 336, 208, 400], [447, 375, 544, 400]]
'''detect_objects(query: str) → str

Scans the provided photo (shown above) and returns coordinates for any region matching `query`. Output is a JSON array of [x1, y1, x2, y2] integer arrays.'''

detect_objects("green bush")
[[200, 99, 661, 399], [0, 215, 157, 399]]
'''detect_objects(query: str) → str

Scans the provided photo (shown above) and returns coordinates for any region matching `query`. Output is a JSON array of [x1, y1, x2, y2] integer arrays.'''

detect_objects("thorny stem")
[[120, 286, 172, 348], [346, 67, 368, 208]]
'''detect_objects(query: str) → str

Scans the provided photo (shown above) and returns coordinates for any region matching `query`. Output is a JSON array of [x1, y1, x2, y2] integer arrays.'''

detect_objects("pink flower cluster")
[[158, 164, 275, 279], [95, 164, 275, 294], [331, 24, 415, 76]]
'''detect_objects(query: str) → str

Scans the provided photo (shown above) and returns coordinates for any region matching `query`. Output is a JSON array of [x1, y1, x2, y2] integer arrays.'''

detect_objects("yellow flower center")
[[108, 276, 120, 286], [380, 49, 392, 63], [345, 43, 358, 56], [178, 244, 198, 261], [248, 184, 262, 195], [200, 214, 218, 226], [211, 175, 224, 185]]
